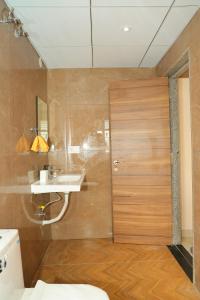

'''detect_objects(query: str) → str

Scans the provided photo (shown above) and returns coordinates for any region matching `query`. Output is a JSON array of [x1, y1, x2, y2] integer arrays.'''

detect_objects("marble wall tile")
[[0, 0, 50, 286], [47, 68, 156, 240]]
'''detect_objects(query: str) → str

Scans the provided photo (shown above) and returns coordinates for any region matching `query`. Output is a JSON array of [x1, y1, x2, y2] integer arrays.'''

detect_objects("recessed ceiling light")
[[122, 26, 132, 32]]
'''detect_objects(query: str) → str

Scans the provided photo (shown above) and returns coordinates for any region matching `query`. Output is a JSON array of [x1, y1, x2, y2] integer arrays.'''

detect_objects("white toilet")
[[0, 229, 109, 300]]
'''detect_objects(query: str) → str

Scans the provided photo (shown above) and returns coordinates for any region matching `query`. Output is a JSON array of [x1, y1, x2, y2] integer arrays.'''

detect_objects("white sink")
[[31, 172, 85, 194]]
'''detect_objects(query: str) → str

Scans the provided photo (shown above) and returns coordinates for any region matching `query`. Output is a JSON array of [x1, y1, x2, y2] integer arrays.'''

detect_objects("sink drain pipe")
[[22, 193, 70, 226], [42, 193, 69, 225]]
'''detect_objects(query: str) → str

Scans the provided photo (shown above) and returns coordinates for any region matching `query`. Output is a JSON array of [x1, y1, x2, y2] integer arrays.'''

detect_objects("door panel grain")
[[113, 204, 172, 237], [112, 150, 171, 176], [110, 78, 172, 245], [113, 175, 171, 187], [111, 137, 170, 150], [113, 186, 171, 201]]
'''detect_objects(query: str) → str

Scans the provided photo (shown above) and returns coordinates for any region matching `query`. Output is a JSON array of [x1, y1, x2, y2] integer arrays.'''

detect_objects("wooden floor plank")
[[33, 239, 200, 300]]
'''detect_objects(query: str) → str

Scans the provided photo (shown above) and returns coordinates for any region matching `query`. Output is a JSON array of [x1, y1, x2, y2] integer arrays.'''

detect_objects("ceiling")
[[5, 0, 200, 68]]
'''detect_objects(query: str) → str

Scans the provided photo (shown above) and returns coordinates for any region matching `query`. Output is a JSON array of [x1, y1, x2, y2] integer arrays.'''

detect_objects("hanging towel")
[[30, 280, 109, 300], [31, 136, 49, 153], [16, 135, 31, 153]]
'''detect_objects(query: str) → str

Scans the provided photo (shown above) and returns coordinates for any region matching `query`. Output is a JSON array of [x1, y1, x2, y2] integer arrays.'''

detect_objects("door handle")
[[113, 160, 120, 166]]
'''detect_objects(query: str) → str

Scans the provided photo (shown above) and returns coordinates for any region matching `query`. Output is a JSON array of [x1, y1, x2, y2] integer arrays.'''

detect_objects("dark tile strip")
[[168, 245, 193, 282]]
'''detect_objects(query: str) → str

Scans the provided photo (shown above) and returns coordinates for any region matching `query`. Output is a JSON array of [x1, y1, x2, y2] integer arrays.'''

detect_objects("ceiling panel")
[[38, 47, 92, 68], [152, 6, 199, 45], [93, 46, 145, 67], [5, 0, 90, 7], [92, 7, 169, 46], [92, 0, 173, 7], [174, 0, 200, 6], [140, 45, 169, 67], [14, 7, 91, 47], [5, 0, 200, 68]]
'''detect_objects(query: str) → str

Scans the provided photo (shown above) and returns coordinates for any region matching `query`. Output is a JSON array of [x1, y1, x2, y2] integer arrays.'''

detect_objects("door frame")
[[168, 52, 192, 245]]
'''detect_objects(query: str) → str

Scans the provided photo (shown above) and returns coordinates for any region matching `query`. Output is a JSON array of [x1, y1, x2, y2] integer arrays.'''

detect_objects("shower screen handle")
[[113, 160, 120, 166]]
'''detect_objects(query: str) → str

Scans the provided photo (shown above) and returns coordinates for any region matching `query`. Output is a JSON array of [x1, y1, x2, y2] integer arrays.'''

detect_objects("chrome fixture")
[[113, 160, 120, 166], [0, 6, 28, 38], [14, 20, 28, 38], [0, 7, 15, 24], [29, 127, 38, 135]]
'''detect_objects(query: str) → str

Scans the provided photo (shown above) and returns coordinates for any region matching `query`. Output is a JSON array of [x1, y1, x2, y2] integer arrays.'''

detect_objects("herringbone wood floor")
[[33, 239, 200, 300]]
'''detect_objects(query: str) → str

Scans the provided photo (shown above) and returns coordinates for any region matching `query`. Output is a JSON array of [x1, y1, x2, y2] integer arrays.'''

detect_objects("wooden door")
[[109, 78, 172, 245]]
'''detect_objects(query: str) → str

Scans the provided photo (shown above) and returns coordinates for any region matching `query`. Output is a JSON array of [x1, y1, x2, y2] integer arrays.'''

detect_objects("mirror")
[[36, 96, 48, 141]]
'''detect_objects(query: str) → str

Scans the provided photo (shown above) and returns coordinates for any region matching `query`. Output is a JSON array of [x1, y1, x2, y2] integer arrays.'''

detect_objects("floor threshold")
[[168, 244, 193, 282]]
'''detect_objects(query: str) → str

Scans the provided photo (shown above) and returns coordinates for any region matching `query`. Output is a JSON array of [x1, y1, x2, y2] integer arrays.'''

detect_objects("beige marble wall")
[[0, 0, 51, 286], [156, 10, 200, 290], [47, 68, 156, 240]]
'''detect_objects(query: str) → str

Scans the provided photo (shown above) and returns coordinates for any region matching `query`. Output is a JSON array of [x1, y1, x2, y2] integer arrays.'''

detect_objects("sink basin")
[[54, 174, 82, 183], [31, 172, 85, 194]]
